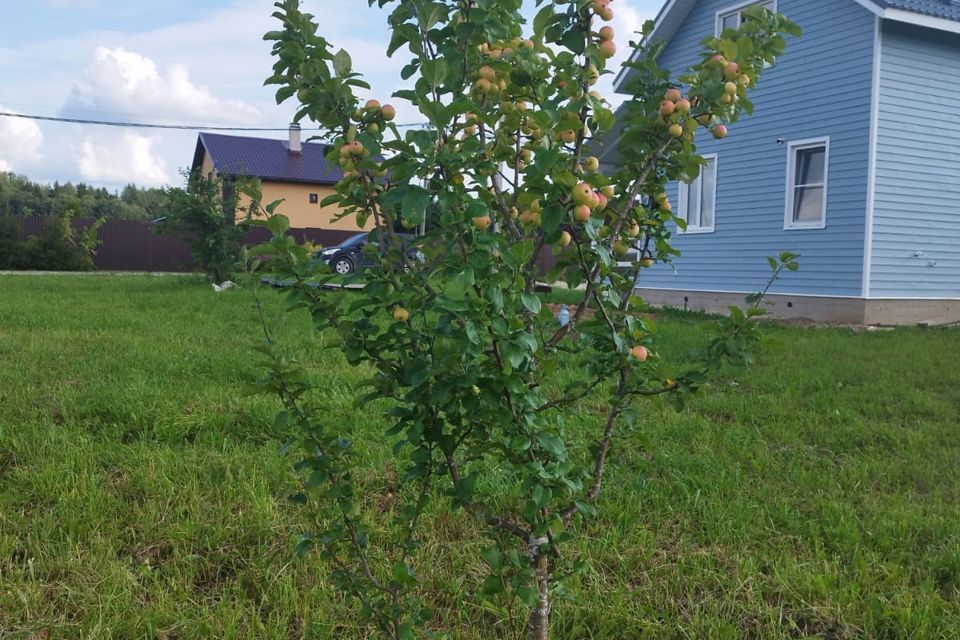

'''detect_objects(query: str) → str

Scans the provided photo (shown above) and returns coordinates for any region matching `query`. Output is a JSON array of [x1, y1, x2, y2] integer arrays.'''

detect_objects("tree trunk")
[[527, 552, 550, 640]]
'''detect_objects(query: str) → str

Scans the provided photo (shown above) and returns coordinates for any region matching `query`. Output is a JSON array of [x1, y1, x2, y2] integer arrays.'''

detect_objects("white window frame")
[[784, 137, 830, 231], [716, 0, 778, 37], [677, 154, 718, 234]]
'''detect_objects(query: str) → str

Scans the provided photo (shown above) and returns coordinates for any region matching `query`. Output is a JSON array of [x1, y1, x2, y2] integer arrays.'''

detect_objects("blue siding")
[[869, 22, 960, 298], [639, 0, 874, 296]]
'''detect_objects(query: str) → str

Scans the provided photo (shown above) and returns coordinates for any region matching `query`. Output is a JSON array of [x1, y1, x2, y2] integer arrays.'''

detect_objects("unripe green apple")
[[473, 215, 492, 230], [393, 307, 410, 322], [558, 230, 572, 247], [668, 124, 684, 138], [572, 182, 594, 206]]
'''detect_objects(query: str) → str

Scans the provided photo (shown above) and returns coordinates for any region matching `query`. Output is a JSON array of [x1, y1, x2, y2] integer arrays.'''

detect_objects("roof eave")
[[884, 7, 960, 34]]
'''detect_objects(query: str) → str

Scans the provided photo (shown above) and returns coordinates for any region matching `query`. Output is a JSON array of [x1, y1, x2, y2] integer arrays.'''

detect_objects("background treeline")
[[0, 172, 167, 220]]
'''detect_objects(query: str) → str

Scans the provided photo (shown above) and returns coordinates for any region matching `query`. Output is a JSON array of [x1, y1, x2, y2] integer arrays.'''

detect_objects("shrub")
[[250, 2, 800, 638]]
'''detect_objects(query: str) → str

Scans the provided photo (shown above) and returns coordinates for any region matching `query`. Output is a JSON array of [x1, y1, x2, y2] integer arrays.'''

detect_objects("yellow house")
[[190, 125, 369, 232]]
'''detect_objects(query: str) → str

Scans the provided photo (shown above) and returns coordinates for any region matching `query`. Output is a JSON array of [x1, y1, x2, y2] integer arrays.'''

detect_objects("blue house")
[[605, 0, 960, 325]]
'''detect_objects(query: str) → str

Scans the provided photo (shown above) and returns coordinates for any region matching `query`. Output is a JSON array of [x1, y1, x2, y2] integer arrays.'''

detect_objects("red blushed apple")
[[365, 99, 381, 111], [630, 345, 649, 362], [723, 62, 741, 81], [588, 191, 601, 210], [711, 54, 727, 65], [675, 98, 691, 113], [573, 205, 592, 222], [712, 124, 728, 139], [599, 40, 616, 59], [598, 26, 614, 41], [659, 100, 676, 116], [596, 193, 609, 210], [665, 88, 682, 103], [381, 104, 396, 121], [478, 66, 497, 81]]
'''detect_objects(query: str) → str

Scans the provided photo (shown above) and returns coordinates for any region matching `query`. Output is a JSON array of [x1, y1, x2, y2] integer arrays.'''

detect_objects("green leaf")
[[480, 575, 505, 596], [421, 58, 448, 88], [332, 48, 352, 76], [401, 188, 430, 227], [521, 293, 541, 315], [480, 547, 503, 571], [392, 561, 417, 587], [516, 585, 539, 607]]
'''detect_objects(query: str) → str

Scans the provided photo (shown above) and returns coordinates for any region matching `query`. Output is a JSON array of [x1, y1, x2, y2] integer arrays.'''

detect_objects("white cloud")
[[597, 1, 652, 106], [0, 108, 45, 172], [77, 131, 170, 186], [65, 46, 261, 125]]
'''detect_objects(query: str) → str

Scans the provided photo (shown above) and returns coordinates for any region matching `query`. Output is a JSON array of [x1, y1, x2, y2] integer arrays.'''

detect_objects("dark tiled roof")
[[876, 0, 960, 21], [192, 132, 344, 185]]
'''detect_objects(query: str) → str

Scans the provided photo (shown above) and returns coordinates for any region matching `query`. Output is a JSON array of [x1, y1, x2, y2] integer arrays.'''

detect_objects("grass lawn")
[[1, 275, 959, 639]]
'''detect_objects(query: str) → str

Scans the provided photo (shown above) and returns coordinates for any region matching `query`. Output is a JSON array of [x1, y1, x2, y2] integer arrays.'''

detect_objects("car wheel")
[[333, 257, 355, 275]]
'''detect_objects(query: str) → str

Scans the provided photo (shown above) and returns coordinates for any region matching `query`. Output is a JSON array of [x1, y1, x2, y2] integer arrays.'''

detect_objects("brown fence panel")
[[96, 219, 194, 272]]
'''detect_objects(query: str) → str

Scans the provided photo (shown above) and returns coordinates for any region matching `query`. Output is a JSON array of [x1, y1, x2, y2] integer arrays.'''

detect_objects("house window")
[[785, 138, 829, 230], [677, 154, 718, 234], [716, 1, 776, 36], [309, 193, 319, 204]]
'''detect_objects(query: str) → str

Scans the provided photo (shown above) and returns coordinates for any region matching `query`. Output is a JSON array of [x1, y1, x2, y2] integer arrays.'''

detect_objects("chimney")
[[288, 123, 302, 155]]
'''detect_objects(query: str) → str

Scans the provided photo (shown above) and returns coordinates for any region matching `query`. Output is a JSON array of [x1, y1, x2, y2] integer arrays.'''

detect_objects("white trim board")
[[863, 15, 882, 298]]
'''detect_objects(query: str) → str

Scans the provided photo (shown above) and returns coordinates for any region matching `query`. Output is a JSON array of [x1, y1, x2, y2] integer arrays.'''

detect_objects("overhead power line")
[[0, 111, 428, 131]]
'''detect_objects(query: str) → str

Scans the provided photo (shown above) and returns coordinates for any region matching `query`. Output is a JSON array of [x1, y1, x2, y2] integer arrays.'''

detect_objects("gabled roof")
[[615, 0, 960, 93], [192, 132, 344, 185]]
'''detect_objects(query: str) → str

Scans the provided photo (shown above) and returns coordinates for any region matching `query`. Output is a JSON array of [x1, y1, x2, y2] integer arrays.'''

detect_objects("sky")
[[0, 0, 664, 191]]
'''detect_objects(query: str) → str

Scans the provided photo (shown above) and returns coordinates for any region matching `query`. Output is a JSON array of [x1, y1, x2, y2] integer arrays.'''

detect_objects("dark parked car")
[[316, 232, 422, 275]]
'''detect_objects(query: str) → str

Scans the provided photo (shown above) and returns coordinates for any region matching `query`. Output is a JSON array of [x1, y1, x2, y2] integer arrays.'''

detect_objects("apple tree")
[[249, 1, 799, 638]]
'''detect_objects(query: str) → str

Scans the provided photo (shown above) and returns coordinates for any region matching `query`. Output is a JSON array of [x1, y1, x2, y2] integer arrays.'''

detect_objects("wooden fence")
[[7, 217, 360, 273], [5, 217, 558, 275]]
